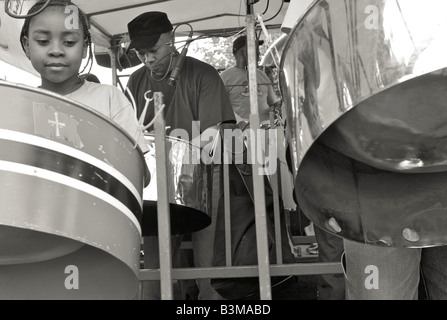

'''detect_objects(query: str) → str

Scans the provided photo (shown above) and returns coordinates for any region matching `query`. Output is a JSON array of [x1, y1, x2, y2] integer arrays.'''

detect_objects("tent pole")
[[110, 39, 118, 87], [246, 2, 272, 301]]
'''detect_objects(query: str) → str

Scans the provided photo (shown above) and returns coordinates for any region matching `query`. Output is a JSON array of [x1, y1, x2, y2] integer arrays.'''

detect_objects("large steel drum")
[[142, 134, 212, 236], [280, 0, 447, 247], [0, 81, 147, 299]]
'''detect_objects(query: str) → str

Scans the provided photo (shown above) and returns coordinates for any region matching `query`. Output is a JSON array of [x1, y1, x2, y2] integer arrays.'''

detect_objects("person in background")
[[219, 34, 297, 220], [218, 34, 301, 299], [220, 35, 282, 124]]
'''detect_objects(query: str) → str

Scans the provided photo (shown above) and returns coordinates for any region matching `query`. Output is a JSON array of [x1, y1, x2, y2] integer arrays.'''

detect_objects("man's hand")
[[327, 217, 342, 234]]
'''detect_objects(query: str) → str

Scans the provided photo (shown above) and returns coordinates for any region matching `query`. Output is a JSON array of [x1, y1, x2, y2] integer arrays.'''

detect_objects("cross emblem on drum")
[[48, 112, 66, 137]]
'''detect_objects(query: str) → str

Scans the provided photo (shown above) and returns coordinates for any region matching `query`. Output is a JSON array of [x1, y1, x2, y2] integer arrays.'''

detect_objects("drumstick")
[[143, 104, 166, 131], [133, 104, 167, 148], [133, 91, 153, 148], [139, 91, 152, 126], [126, 87, 138, 119]]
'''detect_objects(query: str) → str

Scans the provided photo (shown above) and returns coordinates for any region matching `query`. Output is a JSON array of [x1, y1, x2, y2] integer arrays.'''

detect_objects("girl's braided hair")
[[20, 0, 94, 76]]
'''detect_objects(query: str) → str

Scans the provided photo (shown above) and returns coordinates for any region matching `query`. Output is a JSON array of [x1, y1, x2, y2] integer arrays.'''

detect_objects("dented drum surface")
[[280, 0, 447, 247], [0, 81, 147, 299], [142, 134, 212, 236]]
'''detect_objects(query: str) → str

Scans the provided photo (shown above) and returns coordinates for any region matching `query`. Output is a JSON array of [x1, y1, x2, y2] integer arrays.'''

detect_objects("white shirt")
[[220, 67, 280, 123], [66, 81, 149, 153]]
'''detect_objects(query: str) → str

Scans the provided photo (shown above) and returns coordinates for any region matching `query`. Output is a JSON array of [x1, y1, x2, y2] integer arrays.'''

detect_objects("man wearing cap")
[[126, 11, 235, 143], [220, 35, 282, 124], [125, 11, 235, 300]]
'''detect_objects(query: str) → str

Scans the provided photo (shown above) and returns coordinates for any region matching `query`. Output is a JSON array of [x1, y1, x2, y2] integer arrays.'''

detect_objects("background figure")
[[220, 34, 296, 211], [220, 35, 281, 124], [218, 35, 299, 299], [125, 11, 236, 300]]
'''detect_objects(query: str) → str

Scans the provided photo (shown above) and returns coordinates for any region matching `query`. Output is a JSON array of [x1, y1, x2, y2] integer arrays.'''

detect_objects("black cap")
[[127, 11, 173, 53], [232, 35, 264, 54]]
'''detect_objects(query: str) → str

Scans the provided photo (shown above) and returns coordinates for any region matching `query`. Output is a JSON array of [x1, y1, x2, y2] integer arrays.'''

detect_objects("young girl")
[[19, 0, 149, 158]]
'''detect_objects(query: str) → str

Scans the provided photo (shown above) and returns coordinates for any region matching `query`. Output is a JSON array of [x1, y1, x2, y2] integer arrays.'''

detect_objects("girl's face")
[[23, 6, 87, 87]]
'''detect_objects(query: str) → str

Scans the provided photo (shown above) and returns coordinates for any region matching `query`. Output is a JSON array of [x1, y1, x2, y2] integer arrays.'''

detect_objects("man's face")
[[135, 33, 173, 76], [240, 44, 261, 65]]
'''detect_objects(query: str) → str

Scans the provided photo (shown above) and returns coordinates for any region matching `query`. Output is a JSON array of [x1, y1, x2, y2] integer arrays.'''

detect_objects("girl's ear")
[[23, 37, 31, 60]]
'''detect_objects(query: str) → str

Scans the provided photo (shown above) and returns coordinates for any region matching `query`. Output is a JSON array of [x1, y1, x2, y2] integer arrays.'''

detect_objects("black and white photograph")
[[0, 0, 445, 304]]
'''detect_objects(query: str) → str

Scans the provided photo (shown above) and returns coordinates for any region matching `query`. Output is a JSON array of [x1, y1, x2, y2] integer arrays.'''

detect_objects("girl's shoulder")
[[81, 80, 116, 92], [79, 81, 128, 98], [69, 81, 130, 111]]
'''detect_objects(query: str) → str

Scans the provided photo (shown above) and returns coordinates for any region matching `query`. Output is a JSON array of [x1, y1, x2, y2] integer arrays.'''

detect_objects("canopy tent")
[[0, 1, 39, 76], [0, 0, 293, 76], [76, 0, 289, 44], [78, 0, 291, 74]]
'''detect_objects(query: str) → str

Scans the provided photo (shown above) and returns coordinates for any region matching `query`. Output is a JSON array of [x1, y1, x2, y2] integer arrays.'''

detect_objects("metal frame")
[[136, 11, 343, 301], [106, 3, 344, 301]]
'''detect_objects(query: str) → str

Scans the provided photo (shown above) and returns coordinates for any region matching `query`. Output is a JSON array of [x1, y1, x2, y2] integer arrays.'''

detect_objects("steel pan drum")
[[142, 134, 212, 236], [0, 81, 147, 299], [280, 0, 447, 247]]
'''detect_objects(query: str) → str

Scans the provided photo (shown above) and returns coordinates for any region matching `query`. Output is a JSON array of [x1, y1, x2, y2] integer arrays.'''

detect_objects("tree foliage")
[[188, 31, 284, 71]]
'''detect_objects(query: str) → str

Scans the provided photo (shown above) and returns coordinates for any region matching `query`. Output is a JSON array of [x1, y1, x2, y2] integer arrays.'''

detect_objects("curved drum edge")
[[280, 0, 447, 247], [142, 134, 212, 236], [0, 82, 145, 298], [0, 244, 141, 300]]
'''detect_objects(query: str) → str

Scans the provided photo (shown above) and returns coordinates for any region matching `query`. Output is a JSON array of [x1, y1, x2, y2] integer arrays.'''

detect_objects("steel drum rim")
[[279, 0, 321, 75], [0, 81, 143, 298], [0, 128, 143, 209], [280, 0, 447, 247], [0, 81, 144, 270], [0, 150, 142, 271], [0, 80, 148, 213], [0, 81, 148, 158], [279, 0, 447, 170], [142, 133, 213, 235]]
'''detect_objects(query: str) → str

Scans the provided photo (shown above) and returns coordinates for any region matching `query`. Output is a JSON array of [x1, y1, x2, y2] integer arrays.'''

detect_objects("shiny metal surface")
[[142, 134, 212, 236], [0, 81, 146, 298], [280, 0, 447, 247]]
